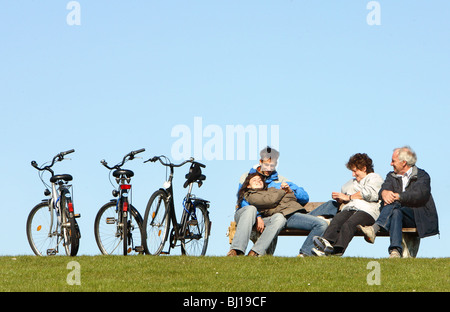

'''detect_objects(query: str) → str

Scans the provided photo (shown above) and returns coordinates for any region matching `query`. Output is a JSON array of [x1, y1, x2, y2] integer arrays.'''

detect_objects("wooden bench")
[[228, 202, 420, 258]]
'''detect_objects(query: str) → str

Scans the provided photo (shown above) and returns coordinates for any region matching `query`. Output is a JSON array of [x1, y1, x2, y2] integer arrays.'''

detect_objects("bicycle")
[[94, 148, 146, 255], [27, 149, 81, 256], [142, 155, 211, 256]]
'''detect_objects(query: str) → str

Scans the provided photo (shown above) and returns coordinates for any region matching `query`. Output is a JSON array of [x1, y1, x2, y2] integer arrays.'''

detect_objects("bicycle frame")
[[114, 176, 132, 240], [98, 148, 145, 255], [45, 180, 73, 255], [145, 156, 209, 253], [29, 149, 79, 256]]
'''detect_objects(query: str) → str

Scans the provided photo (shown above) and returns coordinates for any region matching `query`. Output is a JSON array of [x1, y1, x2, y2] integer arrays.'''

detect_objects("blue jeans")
[[375, 202, 416, 253], [308, 200, 340, 217], [285, 212, 329, 256], [283, 200, 338, 256], [231, 205, 287, 255]]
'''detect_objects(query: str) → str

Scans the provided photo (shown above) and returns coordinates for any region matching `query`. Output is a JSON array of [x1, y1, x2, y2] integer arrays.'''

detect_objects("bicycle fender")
[[158, 188, 170, 197], [193, 198, 210, 209]]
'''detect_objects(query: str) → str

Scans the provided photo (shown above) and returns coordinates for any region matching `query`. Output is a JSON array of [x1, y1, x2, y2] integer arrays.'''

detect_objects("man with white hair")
[[358, 146, 439, 258]]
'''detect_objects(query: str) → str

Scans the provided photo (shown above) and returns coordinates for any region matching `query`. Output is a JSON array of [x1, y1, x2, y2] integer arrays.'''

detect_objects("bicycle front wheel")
[[143, 190, 170, 255], [26, 202, 59, 256], [94, 201, 144, 255], [181, 203, 210, 256]]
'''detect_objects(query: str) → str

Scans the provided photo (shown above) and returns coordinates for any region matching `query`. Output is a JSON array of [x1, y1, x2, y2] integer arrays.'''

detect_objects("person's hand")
[[381, 190, 400, 205], [281, 183, 292, 193], [256, 216, 265, 233], [331, 192, 349, 203]]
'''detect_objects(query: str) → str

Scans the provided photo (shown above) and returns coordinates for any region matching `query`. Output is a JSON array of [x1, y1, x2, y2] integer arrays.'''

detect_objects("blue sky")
[[1, 1, 448, 258]]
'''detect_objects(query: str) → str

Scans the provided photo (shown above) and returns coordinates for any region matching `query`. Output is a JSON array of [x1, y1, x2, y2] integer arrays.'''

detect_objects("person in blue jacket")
[[227, 147, 329, 256]]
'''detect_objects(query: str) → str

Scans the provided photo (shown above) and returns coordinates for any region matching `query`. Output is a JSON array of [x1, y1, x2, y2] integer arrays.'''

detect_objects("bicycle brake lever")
[[144, 156, 157, 163]]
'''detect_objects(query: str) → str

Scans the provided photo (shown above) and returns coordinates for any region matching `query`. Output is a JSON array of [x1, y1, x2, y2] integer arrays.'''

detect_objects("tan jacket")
[[244, 187, 305, 217]]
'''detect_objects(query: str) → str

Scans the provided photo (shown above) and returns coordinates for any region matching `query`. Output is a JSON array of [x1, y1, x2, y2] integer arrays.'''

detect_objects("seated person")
[[228, 146, 308, 256], [312, 153, 384, 256], [240, 173, 329, 257]]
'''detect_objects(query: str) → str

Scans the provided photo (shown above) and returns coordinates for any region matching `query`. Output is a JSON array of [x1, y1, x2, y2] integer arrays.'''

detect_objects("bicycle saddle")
[[113, 169, 134, 178], [50, 174, 73, 183], [183, 163, 206, 188]]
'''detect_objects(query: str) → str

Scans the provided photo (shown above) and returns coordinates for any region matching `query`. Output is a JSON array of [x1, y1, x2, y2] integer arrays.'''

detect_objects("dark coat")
[[379, 166, 439, 238]]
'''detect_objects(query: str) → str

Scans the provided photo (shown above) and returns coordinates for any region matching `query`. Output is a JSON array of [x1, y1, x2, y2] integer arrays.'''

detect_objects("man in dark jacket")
[[358, 146, 439, 258]]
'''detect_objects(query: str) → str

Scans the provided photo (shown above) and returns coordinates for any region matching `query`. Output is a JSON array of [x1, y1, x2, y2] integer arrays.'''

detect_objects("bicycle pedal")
[[106, 217, 116, 224], [160, 251, 170, 255], [134, 246, 144, 252], [74, 214, 81, 218], [47, 249, 57, 256], [187, 220, 198, 226]]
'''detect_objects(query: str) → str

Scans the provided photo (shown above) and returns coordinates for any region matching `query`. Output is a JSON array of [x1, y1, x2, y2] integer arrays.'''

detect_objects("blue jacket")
[[237, 167, 309, 215]]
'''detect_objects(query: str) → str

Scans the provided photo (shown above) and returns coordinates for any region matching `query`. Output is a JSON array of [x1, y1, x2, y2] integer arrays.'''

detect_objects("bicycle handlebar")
[[144, 155, 205, 168], [100, 148, 146, 170], [31, 149, 75, 171]]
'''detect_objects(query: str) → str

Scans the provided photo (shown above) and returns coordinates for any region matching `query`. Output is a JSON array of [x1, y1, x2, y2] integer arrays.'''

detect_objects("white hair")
[[394, 146, 417, 167]]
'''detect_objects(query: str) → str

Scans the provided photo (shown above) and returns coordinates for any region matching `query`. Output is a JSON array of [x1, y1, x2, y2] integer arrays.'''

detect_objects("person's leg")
[[375, 202, 399, 231], [251, 213, 286, 255], [333, 211, 374, 255], [388, 206, 415, 255], [229, 205, 257, 254], [285, 212, 328, 256], [308, 200, 340, 217], [322, 210, 354, 244], [359, 202, 398, 244]]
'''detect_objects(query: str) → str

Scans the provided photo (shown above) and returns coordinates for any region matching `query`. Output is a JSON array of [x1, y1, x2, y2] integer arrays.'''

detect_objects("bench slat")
[[279, 227, 417, 237]]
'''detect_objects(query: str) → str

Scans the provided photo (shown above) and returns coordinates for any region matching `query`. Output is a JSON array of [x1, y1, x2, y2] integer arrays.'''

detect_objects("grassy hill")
[[0, 256, 448, 292]]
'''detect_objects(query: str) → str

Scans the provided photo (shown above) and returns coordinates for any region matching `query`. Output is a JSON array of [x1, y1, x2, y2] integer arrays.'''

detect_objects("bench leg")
[[401, 233, 420, 258]]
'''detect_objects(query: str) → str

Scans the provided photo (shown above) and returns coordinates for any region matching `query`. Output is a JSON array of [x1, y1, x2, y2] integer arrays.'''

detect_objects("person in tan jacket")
[[243, 179, 305, 218], [238, 173, 328, 256]]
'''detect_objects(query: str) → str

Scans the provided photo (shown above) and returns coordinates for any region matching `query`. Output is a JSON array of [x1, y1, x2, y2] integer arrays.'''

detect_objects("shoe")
[[357, 225, 376, 244], [247, 250, 259, 257], [389, 249, 401, 258], [227, 249, 244, 257], [297, 253, 305, 258], [313, 236, 334, 254], [311, 248, 327, 257]]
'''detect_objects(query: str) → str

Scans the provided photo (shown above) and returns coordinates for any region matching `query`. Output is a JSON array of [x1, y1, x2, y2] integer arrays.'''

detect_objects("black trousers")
[[323, 209, 375, 255]]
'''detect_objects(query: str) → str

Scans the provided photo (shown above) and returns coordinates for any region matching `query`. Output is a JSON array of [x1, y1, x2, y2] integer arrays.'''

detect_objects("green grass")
[[0, 256, 448, 292]]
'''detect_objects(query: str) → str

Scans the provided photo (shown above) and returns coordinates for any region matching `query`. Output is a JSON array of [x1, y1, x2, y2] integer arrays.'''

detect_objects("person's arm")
[[276, 174, 309, 205], [284, 182, 309, 205], [360, 174, 384, 202], [245, 188, 285, 209], [399, 170, 431, 207], [255, 216, 265, 233]]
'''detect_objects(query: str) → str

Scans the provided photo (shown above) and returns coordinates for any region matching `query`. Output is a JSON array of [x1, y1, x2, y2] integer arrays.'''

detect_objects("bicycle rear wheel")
[[94, 201, 144, 255], [26, 202, 59, 256], [61, 195, 80, 256], [143, 190, 170, 255], [181, 203, 210, 256]]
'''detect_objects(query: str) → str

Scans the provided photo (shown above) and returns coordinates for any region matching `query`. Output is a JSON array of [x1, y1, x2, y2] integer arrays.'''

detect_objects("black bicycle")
[[142, 155, 211, 256], [27, 150, 81, 256], [94, 149, 146, 255]]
